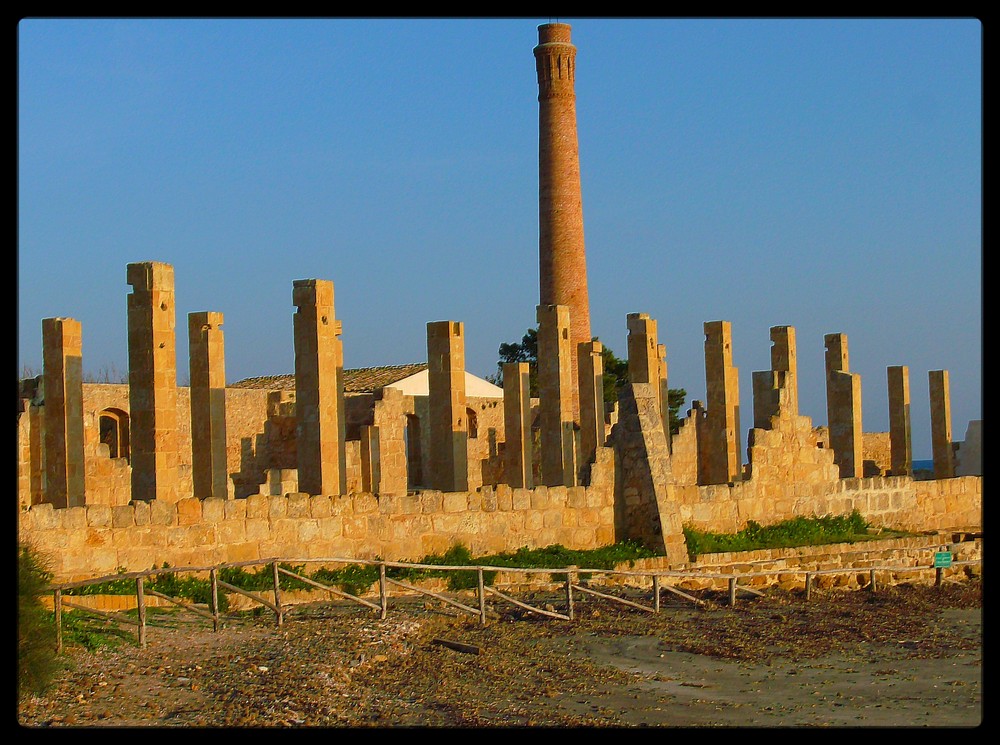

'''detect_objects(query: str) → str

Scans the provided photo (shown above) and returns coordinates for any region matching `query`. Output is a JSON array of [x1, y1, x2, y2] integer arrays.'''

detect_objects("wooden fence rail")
[[45, 548, 981, 654]]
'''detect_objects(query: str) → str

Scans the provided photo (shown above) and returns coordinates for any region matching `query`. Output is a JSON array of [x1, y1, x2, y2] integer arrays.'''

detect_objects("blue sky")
[[18, 17, 981, 460]]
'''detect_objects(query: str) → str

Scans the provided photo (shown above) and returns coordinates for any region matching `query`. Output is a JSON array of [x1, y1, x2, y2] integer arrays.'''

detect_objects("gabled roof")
[[230, 363, 429, 394]]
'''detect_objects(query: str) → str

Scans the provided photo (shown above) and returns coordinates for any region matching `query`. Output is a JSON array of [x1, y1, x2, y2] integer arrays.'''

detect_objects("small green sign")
[[934, 552, 953, 568]]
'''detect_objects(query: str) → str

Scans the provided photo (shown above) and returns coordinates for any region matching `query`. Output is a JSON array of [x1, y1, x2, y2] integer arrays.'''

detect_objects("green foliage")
[[68, 564, 229, 612], [489, 327, 686, 430], [312, 563, 381, 597], [489, 328, 539, 395], [681, 510, 904, 561], [601, 346, 629, 406], [666, 387, 687, 435], [18, 543, 62, 701], [60, 612, 135, 652]]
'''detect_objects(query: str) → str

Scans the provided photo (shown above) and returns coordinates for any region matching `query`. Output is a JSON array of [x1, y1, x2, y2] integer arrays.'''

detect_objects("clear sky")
[[18, 17, 981, 461]]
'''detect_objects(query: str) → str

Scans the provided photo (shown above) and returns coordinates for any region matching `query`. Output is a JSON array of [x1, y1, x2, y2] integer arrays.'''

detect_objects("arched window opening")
[[98, 408, 130, 462], [466, 408, 478, 439]]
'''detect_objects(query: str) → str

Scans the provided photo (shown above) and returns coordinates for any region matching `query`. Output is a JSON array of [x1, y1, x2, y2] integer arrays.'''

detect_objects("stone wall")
[[17, 383, 509, 508], [670, 474, 982, 537], [18, 482, 618, 583]]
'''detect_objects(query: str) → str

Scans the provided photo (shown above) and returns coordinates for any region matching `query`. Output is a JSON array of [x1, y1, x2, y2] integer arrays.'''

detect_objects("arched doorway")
[[98, 408, 130, 461]]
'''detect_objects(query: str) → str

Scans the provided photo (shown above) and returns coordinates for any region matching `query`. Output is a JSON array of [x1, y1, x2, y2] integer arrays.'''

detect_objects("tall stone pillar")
[[658, 343, 671, 449], [704, 320, 742, 484], [127, 261, 180, 503], [503, 361, 533, 488], [887, 365, 913, 477], [535, 22, 591, 417], [41, 317, 86, 508], [427, 321, 469, 492], [752, 325, 799, 429], [627, 313, 668, 438], [188, 311, 228, 499], [293, 279, 346, 497], [824, 333, 863, 479], [928, 369, 955, 479], [577, 339, 604, 469], [537, 304, 576, 487], [371, 387, 409, 496]]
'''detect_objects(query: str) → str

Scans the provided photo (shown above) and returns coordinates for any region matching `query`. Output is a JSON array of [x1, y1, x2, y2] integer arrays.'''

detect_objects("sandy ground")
[[17, 579, 982, 729], [555, 609, 982, 726]]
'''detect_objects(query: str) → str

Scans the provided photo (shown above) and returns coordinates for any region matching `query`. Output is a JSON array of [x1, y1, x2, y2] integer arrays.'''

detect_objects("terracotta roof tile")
[[230, 363, 428, 394]]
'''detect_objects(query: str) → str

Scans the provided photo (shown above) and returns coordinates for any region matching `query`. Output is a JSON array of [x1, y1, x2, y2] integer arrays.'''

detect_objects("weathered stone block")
[[287, 492, 311, 518], [245, 494, 269, 519], [111, 505, 135, 529], [175, 497, 203, 526], [442, 492, 468, 513]]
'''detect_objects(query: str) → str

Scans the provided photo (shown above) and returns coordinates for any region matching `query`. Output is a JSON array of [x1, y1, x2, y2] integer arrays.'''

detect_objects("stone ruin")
[[16, 23, 981, 581], [16, 259, 982, 580]]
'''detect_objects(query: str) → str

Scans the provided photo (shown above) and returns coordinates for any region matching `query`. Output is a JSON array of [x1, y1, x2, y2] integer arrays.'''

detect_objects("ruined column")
[[752, 325, 799, 429], [41, 317, 86, 507], [704, 321, 742, 484], [537, 304, 576, 487], [427, 321, 469, 492], [887, 365, 913, 477], [188, 311, 229, 499], [824, 333, 863, 479], [658, 343, 671, 449], [371, 387, 409, 496], [928, 369, 955, 479], [577, 339, 604, 469], [535, 23, 591, 417], [293, 279, 346, 497], [360, 424, 381, 494], [127, 262, 180, 503], [502, 361, 533, 489]]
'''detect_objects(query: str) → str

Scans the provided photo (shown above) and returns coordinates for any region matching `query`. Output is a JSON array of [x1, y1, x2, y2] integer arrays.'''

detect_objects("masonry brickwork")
[[577, 340, 605, 473], [16, 23, 981, 584], [929, 369, 955, 480], [535, 23, 591, 416], [188, 311, 229, 500], [41, 317, 86, 508], [293, 279, 347, 497], [704, 321, 742, 484], [427, 321, 469, 493], [503, 362, 533, 489], [537, 304, 577, 487], [825, 333, 863, 479], [126, 262, 180, 503], [887, 365, 913, 477]]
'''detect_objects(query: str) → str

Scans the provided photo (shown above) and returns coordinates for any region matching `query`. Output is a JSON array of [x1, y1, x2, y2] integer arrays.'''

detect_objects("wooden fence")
[[44, 547, 981, 654]]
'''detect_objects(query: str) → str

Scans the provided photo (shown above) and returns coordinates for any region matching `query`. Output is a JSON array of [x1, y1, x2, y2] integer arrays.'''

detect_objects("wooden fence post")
[[272, 561, 283, 627], [54, 589, 63, 655], [210, 568, 220, 632], [935, 567, 944, 587], [728, 576, 737, 606], [652, 575, 660, 613], [565, 566, 577, 620], [869, 568, 877, 593], [477, 568, 487, 625], [805, 573, 812, 601], [136, 577, 147, 649], [379, 563, 388, 620]]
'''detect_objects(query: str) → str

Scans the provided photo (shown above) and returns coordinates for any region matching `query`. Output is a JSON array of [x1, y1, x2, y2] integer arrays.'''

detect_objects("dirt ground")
[[17, 578, 982, 729]]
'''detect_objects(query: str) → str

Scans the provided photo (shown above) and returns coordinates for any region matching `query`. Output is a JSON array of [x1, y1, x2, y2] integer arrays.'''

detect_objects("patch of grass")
[[60, 611, 136, 652], [682, 510, 912, 561], [18, 543, 62, 700], [67, 564, 230, 613]]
